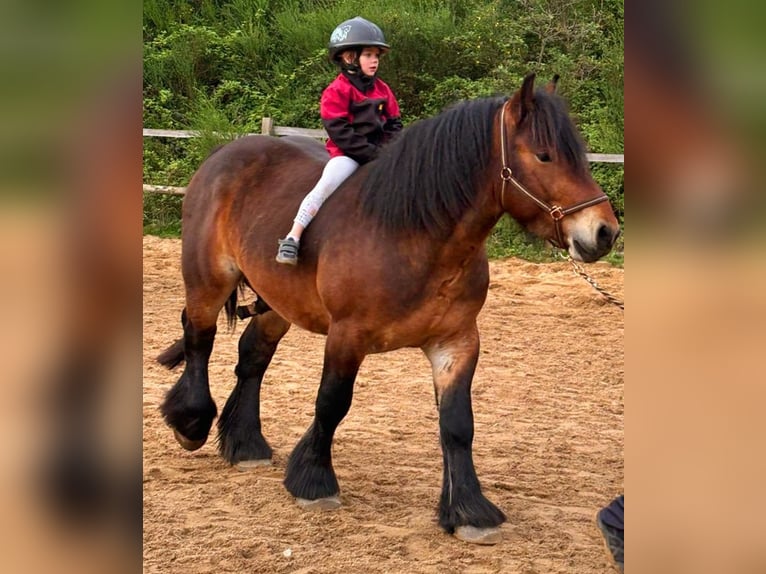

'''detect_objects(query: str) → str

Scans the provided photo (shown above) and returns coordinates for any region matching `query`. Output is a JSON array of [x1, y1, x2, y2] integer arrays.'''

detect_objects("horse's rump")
[[179, 134, 367, 334], [183, 135, 328, 215]]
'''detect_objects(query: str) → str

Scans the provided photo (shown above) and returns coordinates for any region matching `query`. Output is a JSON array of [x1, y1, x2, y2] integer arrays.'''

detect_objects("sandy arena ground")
[[143, 235, 623, 573]]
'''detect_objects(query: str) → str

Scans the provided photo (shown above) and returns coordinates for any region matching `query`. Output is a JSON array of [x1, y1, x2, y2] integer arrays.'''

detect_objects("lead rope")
[[564, 254, 624, 310]]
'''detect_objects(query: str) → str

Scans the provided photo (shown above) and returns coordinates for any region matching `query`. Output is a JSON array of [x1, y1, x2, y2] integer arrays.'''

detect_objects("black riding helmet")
[[328, 17, 389, 63]]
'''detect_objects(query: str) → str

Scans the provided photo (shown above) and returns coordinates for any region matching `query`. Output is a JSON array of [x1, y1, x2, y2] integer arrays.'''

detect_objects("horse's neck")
[[458, 186, 505, 242], [432, 192, 505, 263]]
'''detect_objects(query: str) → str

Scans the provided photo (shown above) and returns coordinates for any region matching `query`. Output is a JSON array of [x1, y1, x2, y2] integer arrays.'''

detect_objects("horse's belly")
[[364, 302, 480, 354]]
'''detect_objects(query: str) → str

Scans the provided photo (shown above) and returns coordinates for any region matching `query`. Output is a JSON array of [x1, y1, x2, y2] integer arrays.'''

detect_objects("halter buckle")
[[500, 166, 513, 181], [549, 205, 565, 221]]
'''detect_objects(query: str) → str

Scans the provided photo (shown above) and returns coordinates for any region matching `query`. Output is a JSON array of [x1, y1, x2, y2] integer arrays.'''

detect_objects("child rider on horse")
[[276, 17, 403, 265]]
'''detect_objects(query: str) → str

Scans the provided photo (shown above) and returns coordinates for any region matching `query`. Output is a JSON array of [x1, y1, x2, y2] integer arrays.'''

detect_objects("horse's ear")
[[508, 73, 536, 125], [545, 74, 560, 94]]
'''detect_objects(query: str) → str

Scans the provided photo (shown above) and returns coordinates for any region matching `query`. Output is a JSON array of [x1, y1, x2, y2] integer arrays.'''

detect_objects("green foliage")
[[143, 192, 183, 236], [143, 0, 624, 262], [487, 216, 559, 262], [592, 163, 624, 219]]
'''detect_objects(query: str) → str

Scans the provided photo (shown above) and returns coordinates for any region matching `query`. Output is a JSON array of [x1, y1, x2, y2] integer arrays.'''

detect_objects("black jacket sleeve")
[[383, 116, 403, 139], [322, 117, 379, 164]]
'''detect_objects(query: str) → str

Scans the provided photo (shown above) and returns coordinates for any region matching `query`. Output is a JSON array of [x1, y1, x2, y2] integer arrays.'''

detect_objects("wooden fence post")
[[261, 117, 274, 135]]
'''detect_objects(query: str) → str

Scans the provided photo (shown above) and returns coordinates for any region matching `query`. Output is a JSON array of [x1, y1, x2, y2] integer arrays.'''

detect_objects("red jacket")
[[320, 73, 402, 164]]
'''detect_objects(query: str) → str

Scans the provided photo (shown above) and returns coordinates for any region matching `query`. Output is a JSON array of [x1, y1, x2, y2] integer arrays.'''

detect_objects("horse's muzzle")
[[571, 223, 620, 262]]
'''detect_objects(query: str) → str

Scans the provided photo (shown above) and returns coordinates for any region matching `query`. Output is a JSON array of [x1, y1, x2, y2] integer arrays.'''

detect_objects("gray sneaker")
[[276, 237, 299, 265]]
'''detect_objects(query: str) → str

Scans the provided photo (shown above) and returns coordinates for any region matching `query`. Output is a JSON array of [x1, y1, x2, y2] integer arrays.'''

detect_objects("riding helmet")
[[328, 17, 389, 62]]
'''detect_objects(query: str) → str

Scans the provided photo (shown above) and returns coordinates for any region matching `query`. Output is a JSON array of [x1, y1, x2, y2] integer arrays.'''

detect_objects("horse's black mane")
[[361, 89, 588, 236], [361, 97, 503, 237]]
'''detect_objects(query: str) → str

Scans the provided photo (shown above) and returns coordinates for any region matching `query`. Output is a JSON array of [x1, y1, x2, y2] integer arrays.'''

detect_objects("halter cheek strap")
[[498, 103, 608, 249]]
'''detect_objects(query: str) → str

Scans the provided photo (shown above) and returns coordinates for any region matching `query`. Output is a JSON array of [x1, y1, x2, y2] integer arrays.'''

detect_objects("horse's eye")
[[536, 151, 552, 163]]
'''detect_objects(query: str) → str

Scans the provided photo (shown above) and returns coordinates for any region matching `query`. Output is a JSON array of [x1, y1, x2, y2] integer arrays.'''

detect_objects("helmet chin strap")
[[339, 54, 376, 92], [340, 60, 362, 75]]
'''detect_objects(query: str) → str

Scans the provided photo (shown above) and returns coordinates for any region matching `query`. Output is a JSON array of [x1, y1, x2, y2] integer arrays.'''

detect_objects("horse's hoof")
[[296, 496, 341, 511], [172, 428, 207, 451], [455, 525, 502, 545], [234, 459, 272, 471]]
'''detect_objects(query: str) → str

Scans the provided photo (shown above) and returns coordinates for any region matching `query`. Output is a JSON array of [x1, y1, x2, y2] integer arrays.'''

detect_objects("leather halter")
[[498, 103, 609, 249]]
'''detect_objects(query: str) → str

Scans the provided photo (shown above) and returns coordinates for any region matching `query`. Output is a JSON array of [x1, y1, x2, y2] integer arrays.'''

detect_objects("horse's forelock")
[[528, 90, 589, 176]]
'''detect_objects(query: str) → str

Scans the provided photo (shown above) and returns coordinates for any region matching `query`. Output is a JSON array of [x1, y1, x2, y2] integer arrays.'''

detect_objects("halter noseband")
[[499, 103, 608, 249]]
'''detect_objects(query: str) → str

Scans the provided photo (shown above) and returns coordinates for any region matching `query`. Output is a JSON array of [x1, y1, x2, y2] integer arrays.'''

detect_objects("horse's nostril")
[[597, 223, 618, 247]]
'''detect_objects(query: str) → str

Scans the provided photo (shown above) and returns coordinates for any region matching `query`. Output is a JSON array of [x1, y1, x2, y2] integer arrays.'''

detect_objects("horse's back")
[[182, 135, 328, 237], [281, 135, 331, 162], [185, 135, 327, 205]]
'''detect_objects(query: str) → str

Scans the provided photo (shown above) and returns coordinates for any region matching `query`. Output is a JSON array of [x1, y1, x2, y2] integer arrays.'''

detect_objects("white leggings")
[[294, 155, 359, 228]]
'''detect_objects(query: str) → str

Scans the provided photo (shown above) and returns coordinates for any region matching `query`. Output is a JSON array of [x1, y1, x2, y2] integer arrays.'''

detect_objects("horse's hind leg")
[[217, 310, 291, 468], [160, 308, 219, 450], [424, 326, 506, 544], [160, 272, 239, 450]]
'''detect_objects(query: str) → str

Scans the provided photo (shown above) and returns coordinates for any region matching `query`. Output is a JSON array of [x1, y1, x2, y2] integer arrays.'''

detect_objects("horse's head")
[[499, 74, 620, 262]]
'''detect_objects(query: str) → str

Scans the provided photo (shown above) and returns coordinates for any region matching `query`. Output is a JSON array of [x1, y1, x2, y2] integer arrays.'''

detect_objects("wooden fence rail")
[[144, 118, 624, 195], [143, 117, 327, 140]]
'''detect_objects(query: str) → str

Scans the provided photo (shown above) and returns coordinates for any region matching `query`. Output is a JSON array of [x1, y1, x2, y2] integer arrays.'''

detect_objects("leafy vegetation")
[[143, 0, 623, 261]]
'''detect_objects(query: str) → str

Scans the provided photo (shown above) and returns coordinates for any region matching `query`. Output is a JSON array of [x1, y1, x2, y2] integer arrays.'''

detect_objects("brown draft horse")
[[157, 73, 619, 544]]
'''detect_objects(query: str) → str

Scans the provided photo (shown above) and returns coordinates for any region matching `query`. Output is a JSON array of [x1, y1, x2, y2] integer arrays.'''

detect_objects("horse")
[[156, 73, 620, 544]]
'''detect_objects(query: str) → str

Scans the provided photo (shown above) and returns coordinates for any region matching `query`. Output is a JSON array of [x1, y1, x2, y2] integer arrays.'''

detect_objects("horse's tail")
[[224, 285, 238, 331]]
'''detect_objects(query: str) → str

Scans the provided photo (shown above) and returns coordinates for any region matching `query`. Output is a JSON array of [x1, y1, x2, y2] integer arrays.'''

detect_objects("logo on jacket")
[[331, 25, 352, 43]]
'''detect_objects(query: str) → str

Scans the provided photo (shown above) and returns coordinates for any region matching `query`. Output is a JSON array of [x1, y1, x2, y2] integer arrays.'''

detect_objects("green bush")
[[143, 193, 183, 237]]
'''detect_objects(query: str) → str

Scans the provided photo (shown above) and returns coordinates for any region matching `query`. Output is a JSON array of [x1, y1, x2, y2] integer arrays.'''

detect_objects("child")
[[276, 16, 403, 265]]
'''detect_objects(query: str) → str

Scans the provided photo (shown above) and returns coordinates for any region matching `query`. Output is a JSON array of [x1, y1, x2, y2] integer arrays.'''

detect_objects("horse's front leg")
[[424, 325, 506, 544], [283, 326, 363, 509]]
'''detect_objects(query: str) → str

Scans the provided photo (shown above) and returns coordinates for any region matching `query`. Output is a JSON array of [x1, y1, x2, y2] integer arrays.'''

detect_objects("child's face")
[[357, 47, 381, 76]]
